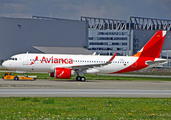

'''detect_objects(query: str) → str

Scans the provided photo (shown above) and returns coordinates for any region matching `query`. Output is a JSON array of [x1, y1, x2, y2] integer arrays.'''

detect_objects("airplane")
[[2, 30, 168, 81]]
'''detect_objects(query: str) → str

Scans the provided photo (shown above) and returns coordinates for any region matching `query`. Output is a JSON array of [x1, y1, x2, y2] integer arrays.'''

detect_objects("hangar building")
[[0, 16, 88, 64]]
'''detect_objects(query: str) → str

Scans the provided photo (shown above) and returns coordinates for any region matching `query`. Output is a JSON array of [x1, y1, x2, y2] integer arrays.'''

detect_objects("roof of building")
[[32, 46, 93, 55]]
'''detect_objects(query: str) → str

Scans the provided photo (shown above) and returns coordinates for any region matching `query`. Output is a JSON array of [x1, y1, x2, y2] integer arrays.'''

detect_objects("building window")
[[122, 43, 127, 45], [123, 48, 127, 51], [101, 48, 113, 50], [117, 48, 122, 50], [89, 42, 109, 45], [89, 37, 127, 40], [98, 32, 128, 35]]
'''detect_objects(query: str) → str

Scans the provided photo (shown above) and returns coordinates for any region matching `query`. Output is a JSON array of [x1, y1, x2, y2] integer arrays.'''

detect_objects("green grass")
[[0, 97, 171, 119], [1, 72, 171, 81]]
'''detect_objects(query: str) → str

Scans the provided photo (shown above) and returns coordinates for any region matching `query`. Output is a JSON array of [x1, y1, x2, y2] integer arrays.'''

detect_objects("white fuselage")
[[2, 53, 138, 74], [3, 53, 167, 75]]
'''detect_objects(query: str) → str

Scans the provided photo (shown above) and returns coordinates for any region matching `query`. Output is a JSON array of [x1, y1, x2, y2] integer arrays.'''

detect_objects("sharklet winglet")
[[108, 53, 117, 63]]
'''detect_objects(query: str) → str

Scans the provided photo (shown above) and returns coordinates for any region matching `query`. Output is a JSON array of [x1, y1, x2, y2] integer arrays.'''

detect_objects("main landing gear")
[[75, 69, 86, 82], [76, 76, 86, 82]]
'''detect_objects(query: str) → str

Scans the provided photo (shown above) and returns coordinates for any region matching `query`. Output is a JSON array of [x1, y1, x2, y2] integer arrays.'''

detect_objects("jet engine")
[[49, 68, 75, 79]]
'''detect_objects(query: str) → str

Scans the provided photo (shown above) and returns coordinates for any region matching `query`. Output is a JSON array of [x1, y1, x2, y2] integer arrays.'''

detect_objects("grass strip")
[[1, 72, 171, 81], [0, 97, 171, 119]]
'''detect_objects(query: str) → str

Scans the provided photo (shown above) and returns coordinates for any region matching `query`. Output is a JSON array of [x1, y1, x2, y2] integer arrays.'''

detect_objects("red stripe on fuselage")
[[111, 57, 153, 74]]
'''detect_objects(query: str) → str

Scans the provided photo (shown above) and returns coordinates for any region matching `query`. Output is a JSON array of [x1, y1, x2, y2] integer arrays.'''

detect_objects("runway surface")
[[0, 89, 171, 97], [1, 78, 171, 97]]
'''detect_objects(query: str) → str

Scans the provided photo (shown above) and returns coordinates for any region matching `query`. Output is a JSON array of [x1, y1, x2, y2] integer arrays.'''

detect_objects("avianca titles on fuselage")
[[2, 31, 168, 81]]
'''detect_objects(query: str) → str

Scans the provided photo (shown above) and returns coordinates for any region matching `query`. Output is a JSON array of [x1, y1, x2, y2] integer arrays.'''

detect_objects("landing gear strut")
[[76, 76, 86, 82], [75, 69, 86, 82]]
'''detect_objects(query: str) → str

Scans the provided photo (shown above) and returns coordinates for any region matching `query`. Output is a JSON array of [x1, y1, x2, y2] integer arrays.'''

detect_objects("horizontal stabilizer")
[[146, 60, 168, 66]]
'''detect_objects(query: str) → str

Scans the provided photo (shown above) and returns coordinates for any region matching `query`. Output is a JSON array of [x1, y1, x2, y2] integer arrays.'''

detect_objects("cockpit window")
[[9, 58, 17, 61]]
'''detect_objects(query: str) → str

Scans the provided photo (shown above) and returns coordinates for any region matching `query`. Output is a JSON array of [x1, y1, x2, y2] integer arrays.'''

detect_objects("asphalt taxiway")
[[0, 89, 171, 97], [0, 79, 171, 97]]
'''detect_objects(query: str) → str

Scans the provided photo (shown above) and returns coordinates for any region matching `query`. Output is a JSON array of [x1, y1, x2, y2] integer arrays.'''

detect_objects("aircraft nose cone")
[[2, 61, 10, 68]]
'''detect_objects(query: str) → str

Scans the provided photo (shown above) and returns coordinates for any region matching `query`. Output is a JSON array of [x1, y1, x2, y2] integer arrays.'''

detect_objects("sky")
[[0, 0, 171, 21]]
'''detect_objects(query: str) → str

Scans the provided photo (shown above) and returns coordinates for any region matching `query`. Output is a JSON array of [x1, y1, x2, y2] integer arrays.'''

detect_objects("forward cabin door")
[[23, 54, 34, 71], [23, 54, 28, 65]]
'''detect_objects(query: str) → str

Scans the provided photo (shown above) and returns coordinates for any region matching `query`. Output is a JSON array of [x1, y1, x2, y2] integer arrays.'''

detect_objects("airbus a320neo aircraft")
[[2, 31, 168, 81]]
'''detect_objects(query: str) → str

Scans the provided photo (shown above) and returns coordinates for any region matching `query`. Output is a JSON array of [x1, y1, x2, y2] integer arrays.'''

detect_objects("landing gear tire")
[[76, 76, 81, 81], [81, 77, 86, 82], [76, 76, 86, 81]]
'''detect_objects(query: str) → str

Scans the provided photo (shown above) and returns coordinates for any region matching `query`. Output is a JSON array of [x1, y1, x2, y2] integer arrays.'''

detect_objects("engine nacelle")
[[49, 68, 75, 79]]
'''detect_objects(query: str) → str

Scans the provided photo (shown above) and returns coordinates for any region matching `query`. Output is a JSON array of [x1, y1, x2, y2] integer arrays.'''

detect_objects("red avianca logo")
[[30, 56, 73, 65]]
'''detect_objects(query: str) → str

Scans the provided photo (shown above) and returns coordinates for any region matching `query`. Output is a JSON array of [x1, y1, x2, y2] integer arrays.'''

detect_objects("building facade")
[[88, 29, 129, 56], [81, 16, 129, 56], [81, 16, 171, 57]]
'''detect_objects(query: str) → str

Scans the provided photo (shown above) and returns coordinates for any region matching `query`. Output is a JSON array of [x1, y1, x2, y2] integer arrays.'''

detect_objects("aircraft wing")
[[50, 53, 117, 70]]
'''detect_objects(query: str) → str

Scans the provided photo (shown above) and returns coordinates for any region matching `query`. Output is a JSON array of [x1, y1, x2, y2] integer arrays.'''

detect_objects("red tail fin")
[[132, 31, 167, 58]]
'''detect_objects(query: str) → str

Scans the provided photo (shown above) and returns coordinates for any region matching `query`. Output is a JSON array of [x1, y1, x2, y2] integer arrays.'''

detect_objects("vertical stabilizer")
[[132, 31, 167, 58]]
